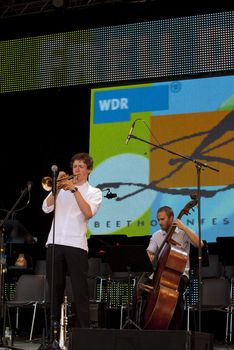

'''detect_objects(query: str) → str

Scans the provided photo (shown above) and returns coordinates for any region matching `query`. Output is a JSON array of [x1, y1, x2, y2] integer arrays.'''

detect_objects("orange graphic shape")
[[149, 111, 234, 188]]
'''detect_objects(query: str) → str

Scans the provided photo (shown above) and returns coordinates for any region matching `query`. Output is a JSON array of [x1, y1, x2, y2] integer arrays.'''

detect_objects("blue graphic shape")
[[150, 187, 234, 243], [93, 85, 168, 124], [152, 76, 234, 115], [88, 154, 156, 234]]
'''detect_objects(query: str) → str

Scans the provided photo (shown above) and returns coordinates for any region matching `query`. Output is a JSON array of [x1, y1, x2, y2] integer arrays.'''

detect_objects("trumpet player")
[[42, 152, 102, 334]]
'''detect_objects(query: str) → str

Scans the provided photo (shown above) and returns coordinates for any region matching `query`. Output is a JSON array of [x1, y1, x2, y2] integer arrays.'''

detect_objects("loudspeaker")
[[70, 328, 213, 350]]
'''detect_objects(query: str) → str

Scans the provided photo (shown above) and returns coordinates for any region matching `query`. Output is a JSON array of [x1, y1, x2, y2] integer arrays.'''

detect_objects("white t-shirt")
[[42, 181, 102, 251], [147, 227, 191, 278]]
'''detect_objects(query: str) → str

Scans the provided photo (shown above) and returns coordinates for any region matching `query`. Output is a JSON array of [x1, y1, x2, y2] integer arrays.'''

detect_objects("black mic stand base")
[[39, 322, 60, 350], [39, 341, 60, 350], [38, 337, 60, 350], [122, 318, 141, 330]]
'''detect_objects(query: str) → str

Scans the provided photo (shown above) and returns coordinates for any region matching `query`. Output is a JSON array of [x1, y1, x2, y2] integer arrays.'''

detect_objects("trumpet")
[[59, 295, 68, 350], [41, 174, 76, 191]]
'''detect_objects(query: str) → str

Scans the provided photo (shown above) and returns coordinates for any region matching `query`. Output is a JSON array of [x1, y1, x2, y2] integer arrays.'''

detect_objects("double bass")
[[142, 198, 198, 330]]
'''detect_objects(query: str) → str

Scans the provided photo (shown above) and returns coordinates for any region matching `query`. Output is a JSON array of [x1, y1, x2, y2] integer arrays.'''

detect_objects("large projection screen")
[[89, 74, 234, 243]]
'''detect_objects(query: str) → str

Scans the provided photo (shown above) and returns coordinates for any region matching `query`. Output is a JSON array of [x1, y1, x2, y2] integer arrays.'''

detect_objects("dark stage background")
[[0, 85, 90, 256]]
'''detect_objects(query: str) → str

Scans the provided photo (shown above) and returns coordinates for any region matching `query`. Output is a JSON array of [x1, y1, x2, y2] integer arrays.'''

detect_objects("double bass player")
[[145, 205, 203, 330]]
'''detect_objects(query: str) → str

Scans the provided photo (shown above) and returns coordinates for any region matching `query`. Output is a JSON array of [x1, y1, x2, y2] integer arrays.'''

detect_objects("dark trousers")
[[46, 244, 90, 328]]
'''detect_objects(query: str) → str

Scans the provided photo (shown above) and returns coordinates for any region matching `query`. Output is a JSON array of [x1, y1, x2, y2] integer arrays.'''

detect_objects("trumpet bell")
[[41, 174, 76, 191], [41, 176, 52, 191]]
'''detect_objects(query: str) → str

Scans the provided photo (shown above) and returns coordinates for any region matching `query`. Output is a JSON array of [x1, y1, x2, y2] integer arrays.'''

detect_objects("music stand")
[[88, 234, 128, 258], [216, 237, 234, 268], [104, 245, 153, 329]]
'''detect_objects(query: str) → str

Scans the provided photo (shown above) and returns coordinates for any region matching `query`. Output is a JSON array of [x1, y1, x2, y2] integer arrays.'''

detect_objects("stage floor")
[[69, 328, 230, 350], [6, 332, 234, 350]]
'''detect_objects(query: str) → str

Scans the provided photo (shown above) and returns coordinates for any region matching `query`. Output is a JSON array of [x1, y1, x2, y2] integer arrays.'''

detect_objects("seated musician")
[[146, 206, 203, 330]]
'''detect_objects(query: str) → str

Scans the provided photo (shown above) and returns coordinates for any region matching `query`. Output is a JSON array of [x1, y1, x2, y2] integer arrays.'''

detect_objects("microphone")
[[27, 181, 33, 192], [20, 181, 33, 206], [51, 164, 58, 173], [25, 181, 33, 205], [125, 120, 136, 145], [51, 164, 58, 195], [105, 192, 117, 199]]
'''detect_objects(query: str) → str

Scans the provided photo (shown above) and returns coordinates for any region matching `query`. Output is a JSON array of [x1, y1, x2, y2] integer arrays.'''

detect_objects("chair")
[[34, 259, 46, 275], [201, 277, 231, 307], [187, 277, 231, 340], [87, 257, 102, 300], [7, 274, 49, 342], [201, 254, 222, 278], [225, 278, 234, 343]]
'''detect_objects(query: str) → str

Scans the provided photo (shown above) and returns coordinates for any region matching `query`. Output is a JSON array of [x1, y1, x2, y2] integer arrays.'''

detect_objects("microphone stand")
[[0, 184, 30, 350], [128, 133, 219, 332], [41, 167, 60, 350]]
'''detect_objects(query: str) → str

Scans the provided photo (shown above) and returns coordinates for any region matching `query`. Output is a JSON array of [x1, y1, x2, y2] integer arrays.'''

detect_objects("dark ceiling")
[[0, 0, 233, 20], [1, 0, 233, 41], [0, 0, 151, 19]]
